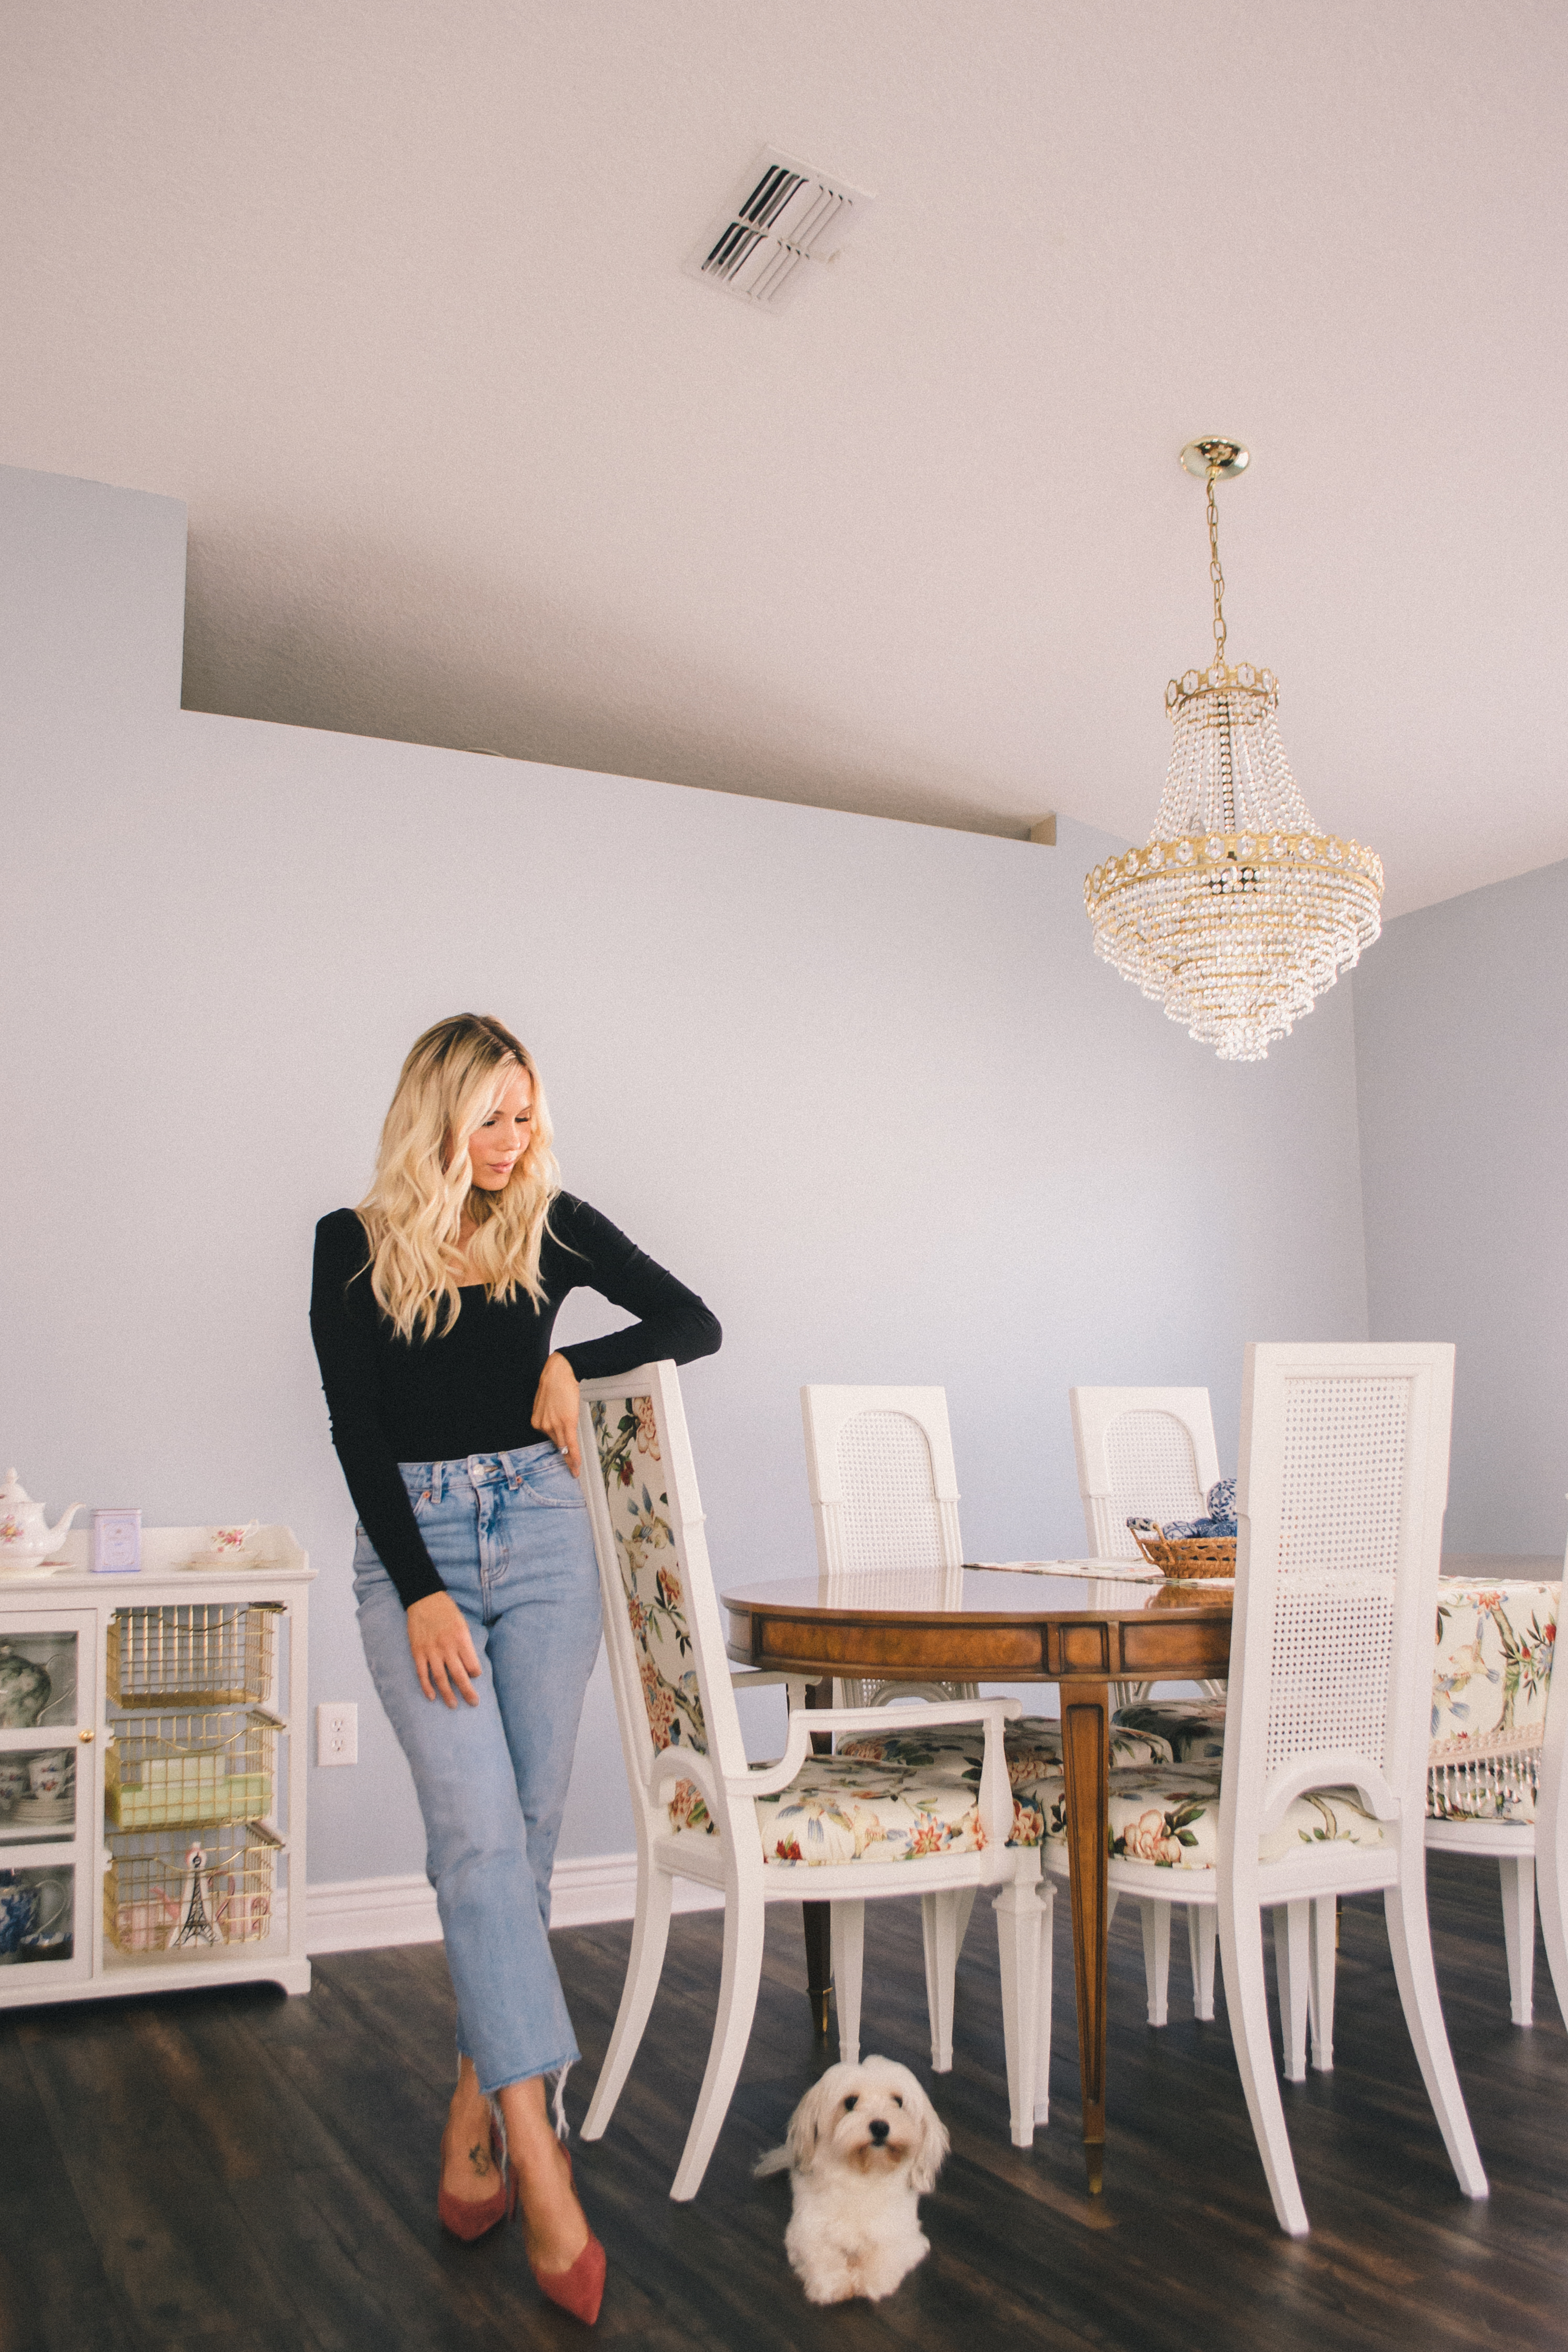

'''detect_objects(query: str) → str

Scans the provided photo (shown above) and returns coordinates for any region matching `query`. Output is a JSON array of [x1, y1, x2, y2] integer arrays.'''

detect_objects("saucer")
[[10, 1796, 72, 1824], [179, 1552, 262, 1571], [0, 1561, 71, 1581]]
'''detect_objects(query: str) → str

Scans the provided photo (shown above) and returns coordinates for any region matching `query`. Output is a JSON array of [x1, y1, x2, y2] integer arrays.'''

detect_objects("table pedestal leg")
[[803, 1678, 834, 2035], [1061, 1678, 1111, 2193]]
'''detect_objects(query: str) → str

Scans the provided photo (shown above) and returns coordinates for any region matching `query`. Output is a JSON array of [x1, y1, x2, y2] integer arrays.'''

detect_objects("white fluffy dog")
[[754, 2057, 950, 2305]]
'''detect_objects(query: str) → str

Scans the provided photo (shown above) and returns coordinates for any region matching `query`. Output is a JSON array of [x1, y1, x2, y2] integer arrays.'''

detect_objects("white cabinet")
[[0, 1527, 313, 2009]]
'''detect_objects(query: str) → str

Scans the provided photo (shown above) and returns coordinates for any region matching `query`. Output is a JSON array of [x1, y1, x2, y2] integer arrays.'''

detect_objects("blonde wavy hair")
[[356, 1013, 561, 1342]]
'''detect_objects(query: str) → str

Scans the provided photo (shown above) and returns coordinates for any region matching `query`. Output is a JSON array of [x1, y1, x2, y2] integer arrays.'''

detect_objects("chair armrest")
[[726, 1697, 1023, 1803], [788, 1699, 1022, 1736]]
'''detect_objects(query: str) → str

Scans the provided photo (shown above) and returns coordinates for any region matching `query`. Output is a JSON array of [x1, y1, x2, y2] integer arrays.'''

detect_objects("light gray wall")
[[1354, 859, 1568, 1553], [2, 465, 1371, 1884]]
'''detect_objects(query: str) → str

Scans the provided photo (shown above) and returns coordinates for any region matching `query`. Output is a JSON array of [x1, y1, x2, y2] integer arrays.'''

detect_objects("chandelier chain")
[[1206, 463, 1227, 665]]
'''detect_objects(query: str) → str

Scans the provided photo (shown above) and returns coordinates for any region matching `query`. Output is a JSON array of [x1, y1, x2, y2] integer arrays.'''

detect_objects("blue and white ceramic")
[[0, 1873, 69, 1962]]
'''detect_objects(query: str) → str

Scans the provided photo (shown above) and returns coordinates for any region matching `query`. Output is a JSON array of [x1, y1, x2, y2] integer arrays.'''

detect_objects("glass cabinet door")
[[0, 1609, 97, 1981]]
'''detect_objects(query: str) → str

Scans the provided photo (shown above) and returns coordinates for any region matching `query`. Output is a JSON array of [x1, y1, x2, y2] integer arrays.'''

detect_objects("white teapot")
[[0, 1471, 81, 1571]]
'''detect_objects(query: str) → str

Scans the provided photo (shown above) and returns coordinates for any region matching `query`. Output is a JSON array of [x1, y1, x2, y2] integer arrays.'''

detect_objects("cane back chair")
[[1047, 1344, 1487, 2236]]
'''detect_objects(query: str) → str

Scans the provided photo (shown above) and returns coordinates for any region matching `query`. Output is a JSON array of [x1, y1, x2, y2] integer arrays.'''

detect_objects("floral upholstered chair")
[[575, 1362, 1053, 2200], [1064, 1386, 1232, 2022], [1425, 1568, 1564, 2026], [803, 1382, 1196, 2079], [1246, 1562, 1567, 2044], [1043, 1343, 1488, 2238]]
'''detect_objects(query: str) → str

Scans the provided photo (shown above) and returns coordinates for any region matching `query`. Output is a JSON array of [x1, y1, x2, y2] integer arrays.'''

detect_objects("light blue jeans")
[[354, 1443, 603, 2100]]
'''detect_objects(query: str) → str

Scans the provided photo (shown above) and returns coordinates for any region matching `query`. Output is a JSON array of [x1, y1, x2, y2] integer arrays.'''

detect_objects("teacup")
[[0, 1875, 68, 1963], [209, 1522, 259, 1556], [26, 1751, 72, 1804], [0, 1758, 28, 1816]]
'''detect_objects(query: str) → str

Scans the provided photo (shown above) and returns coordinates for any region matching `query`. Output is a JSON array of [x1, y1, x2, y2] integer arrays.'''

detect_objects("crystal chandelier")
[[1084, 439, 1383, 1062]]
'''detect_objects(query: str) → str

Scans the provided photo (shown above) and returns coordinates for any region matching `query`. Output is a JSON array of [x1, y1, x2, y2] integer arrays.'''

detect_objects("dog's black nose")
[[868, 2118, 891, 2143]]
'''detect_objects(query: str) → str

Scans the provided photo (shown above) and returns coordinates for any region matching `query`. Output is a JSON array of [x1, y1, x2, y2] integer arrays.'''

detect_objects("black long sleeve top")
[[309, 1197, 722, 1606]]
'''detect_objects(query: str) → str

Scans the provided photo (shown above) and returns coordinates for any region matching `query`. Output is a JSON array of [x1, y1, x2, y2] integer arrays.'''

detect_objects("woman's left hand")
[[532, 1351, 582, 1475]]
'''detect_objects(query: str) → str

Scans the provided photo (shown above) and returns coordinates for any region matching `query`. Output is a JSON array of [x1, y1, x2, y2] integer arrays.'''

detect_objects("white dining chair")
[[798, 1384, 980, 2065], [1070, 1385, 1223, 1565], [1069, 1384, 1228, 2024], [1069, 1382, 1230, 1708], [800, 1384, 970, 1706], [1254, 1553, 1567, 2057], [1046, 1342, 1487, 2237], [576, 1361, 1051, 2196], [804, 1383, 1196, 2084], [1425, 1549, 1568, 2029]]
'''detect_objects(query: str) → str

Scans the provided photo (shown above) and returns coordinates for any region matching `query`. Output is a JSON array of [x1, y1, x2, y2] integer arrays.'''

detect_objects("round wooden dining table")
[[721, 1560, 1235, 2192]]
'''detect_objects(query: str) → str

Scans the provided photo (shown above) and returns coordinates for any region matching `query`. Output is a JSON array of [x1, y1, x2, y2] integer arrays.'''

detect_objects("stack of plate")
[[8, 1795, 72, 1829]]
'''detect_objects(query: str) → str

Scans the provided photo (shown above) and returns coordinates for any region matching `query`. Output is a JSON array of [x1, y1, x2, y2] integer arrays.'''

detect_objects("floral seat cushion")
[[666, 1751, 991, 1865], [1111, 1697, 1227, 1763], [1034, 1764, 1386, 1872], [667, 1722, 1178, 1860], [1428, 1580, 1558, 1826]]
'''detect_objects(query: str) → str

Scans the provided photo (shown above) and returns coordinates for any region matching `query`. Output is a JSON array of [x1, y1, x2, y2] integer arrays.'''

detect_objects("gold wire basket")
[[105, 1710, 279, 1831], [104, 1823, 282, 1954], [1130, 1525, 1237, 1580], [106, 1604, 279, 1708]]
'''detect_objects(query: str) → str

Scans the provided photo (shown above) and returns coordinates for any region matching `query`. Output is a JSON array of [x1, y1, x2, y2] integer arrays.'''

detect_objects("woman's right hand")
[[406, 1591, 482, 1707]]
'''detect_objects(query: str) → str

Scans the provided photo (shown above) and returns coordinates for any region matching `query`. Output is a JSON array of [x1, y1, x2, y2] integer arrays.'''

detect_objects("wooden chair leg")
[[802, 1901, 832, 2035], [1034, 1880, 1055, 2126], [921, 1888, 969, 2074], [1219, 1896, 1310, 2236], [1308, 1895, 1336, 2070], [1187, 1903, 1217, 2021], [1382, 1870, 1488, 2202], [1141, 1899, 1172, 2027], [831, 1900, 865, 2068], [669, 1891, 766, 2201], [1273, 1902, 1311, 2083], [994, 1873, 1046, 2149], [581, 1862, 672, 2141], [1498, 1855, 1537, 2026]]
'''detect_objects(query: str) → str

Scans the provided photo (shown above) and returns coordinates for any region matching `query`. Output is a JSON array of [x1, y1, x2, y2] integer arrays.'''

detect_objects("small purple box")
[[91, 1508, 141, 1573]]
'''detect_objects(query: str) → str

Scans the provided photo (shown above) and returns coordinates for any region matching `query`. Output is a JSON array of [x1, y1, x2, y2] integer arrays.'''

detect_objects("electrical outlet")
[[316, 1701, 358, 1767]]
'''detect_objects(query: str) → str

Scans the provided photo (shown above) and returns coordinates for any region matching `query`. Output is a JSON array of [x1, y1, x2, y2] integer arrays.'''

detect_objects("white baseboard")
[[305, 1850, 722, 1956]]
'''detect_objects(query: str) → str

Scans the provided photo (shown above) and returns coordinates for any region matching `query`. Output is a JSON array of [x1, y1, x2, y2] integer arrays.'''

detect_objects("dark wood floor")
[[4, 1854, 1568, 2351]]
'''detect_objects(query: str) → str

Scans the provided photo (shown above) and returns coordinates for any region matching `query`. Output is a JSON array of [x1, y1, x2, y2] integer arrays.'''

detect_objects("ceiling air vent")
[[687, 147, 874, 311]]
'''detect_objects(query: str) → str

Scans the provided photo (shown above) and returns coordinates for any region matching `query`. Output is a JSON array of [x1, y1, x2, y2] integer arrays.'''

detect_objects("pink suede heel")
[[529, 2230, 606, 2326], [438, 2121, 515, 2243], [522, 2146, 605, 2324]]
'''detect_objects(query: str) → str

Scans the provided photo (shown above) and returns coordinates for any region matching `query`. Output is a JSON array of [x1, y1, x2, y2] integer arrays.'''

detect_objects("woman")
[[310, 1012, 720, 2325]]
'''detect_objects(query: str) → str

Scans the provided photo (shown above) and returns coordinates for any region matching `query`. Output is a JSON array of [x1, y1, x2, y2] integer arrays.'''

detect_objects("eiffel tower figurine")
[[173, 1841, 220, 1948]]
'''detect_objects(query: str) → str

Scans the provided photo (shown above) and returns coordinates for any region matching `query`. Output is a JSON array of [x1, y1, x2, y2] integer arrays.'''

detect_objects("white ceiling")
[[5, 1, 1566, 916]]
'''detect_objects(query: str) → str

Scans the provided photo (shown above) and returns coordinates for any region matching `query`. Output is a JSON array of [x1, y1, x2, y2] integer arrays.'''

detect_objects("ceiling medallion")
[[1084, 441, 1383, 1062]]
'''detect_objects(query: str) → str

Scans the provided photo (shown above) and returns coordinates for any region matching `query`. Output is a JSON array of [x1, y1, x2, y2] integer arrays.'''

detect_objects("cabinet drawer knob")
[[79, 1728, 94, 1744]]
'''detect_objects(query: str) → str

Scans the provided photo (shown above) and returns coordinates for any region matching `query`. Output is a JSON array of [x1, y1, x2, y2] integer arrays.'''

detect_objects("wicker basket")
[[104, 1822, 281, 1954], [107, 1603, 278, 1708], [105, 1710, 277, 1831], [1130, 1525, 1237, 1579]]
